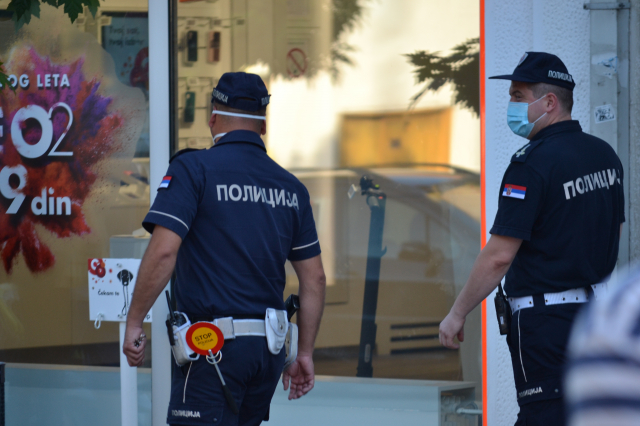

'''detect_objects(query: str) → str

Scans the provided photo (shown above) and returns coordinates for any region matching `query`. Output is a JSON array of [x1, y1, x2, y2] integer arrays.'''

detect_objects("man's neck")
[[528, 113, 572, 140], [546, 113, 572, 127], [218, 126, 260, 134]]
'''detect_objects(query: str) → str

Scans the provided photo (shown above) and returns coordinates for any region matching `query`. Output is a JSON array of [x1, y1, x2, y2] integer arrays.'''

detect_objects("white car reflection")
[[286, 165, 481, 384]]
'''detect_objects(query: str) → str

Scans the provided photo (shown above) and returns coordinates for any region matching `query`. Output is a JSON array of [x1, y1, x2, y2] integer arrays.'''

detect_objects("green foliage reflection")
[[331, 0, 369, 79], [405, 38, 480, 116], [0, 0, 101, 89]]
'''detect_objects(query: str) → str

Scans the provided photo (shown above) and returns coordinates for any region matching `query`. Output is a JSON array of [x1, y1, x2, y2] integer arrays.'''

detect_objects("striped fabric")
[[565, 267, 640, 426]]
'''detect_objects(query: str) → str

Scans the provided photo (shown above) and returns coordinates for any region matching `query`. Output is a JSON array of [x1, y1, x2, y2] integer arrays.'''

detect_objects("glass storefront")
[[0, 2, 151, 424], [0, 0, 481, 425], [173, 1, 481, 425]]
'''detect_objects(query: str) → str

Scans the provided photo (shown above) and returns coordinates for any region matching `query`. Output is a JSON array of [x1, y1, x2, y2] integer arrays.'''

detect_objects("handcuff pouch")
[[265, 308, 288, 355], [171, 312, 199, 366]]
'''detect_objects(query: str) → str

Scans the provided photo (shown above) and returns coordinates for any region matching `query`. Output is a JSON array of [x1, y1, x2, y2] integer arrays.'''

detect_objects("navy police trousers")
[[507, 294, 583, 426], [168, 336, 286, 426]]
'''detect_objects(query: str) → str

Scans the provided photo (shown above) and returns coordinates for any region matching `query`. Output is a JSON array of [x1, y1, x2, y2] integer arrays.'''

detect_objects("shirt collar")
[[213, 130, 266, 151], [531, 120, 582, 141]]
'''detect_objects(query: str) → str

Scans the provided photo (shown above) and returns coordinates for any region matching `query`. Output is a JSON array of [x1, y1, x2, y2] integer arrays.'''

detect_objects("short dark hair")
[[530, 83, 573, 114]]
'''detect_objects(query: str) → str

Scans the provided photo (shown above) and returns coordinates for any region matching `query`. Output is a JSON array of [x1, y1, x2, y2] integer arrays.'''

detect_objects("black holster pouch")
[[494, 283, 511, 335]]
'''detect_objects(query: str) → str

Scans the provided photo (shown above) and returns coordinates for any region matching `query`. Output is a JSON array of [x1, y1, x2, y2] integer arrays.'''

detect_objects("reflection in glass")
[[174, 0, 482, 422], [175, 0, 479, 377], [286, 166, 480, 382]]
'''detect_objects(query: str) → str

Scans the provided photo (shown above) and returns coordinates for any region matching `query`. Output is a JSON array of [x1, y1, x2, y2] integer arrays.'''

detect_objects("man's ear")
[[546, 93, 559, 112], [208, 111, 216, 129], [260, 119, 267, 136]]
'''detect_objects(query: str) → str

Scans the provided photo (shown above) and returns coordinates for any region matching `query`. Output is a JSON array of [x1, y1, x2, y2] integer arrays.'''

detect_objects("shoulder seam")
[[170, 148, 202, 163]]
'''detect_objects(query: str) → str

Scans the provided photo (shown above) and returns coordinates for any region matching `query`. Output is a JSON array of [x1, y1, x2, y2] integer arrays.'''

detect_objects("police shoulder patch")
[[511, 139, 543, 163], [170, 148, 201, 163]]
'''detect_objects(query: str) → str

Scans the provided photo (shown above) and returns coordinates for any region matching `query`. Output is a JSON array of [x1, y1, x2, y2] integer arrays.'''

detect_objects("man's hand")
[[123, 323, 146, 367], [284, 255, 325, 401], [282, 354, 315, 400], [439, 311, 465, 349], [121, 225, 181, 367], [438, 235, 522, 349]]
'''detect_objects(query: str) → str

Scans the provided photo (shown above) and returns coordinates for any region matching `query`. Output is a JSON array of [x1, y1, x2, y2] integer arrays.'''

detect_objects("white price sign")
[[88, 258, 151, 323]]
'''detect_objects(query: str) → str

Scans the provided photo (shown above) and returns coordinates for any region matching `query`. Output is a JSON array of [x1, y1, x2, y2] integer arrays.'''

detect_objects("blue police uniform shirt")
[[142, 130, 321, 316], [490, 120, 625, 297]]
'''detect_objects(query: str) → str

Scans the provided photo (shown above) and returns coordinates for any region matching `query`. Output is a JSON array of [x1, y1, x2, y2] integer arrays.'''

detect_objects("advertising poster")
[[102, 15, 150, 157], [0, 6, 147, 353], [103, 16, 149, 91], [88, 258, 151, 323]]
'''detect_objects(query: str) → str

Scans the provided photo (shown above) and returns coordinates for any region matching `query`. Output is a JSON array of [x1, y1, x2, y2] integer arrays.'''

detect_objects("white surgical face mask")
[[211, 109, 266, 144]]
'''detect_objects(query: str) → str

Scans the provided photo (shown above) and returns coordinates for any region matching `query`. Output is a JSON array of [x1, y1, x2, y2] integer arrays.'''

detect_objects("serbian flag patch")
[[503, 184, 526, 199], [159, 176, 172, 189]]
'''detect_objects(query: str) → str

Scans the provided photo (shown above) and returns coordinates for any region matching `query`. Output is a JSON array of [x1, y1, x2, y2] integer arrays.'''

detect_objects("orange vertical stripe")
[[480, 1, 487, 246], [479, 0, 488, 425]]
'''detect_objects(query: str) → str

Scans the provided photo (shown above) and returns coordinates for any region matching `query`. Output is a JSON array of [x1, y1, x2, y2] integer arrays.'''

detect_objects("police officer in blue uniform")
[[123, 72, 327, 425], [439, 52, 624, 426]]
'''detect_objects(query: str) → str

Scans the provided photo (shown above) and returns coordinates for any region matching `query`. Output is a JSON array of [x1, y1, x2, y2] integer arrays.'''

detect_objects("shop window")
[[0, 3, 152, 424], [173, 0, 483, 422]]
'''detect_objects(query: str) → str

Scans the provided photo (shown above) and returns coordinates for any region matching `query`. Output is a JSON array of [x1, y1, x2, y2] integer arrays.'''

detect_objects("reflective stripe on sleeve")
[[292, 239, 319, 251], [148, 210, 189, 231]]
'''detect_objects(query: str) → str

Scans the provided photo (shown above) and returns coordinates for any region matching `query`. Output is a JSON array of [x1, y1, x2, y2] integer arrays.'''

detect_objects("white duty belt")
[[210, 317, 266, 339], [508, 283, 608, 314]]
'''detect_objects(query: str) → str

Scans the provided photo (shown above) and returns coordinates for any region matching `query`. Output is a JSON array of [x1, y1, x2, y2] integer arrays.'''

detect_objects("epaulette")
[[170, 148, 201, 163], [511, 139, 543, 163]]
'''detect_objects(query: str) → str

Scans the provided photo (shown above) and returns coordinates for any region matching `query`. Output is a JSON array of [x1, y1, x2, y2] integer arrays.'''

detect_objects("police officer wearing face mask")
[[123, 72, 327, 425], [439, 52, 625, 426]]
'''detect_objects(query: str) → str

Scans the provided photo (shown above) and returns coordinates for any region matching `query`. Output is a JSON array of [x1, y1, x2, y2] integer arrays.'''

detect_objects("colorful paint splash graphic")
[[0, 46, 124, 274], [88, 258, 106, 278]]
